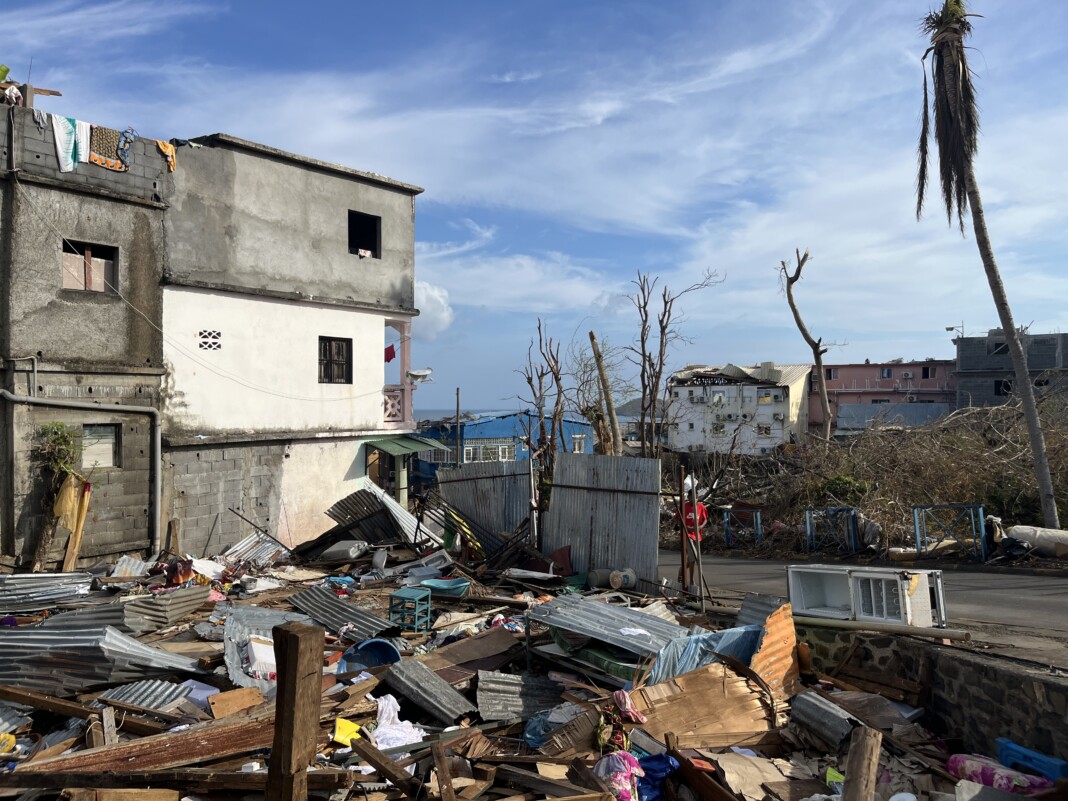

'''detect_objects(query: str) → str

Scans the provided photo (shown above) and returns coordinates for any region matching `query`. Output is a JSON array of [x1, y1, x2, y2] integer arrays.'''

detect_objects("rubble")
[[0, 477, 1060, 801]]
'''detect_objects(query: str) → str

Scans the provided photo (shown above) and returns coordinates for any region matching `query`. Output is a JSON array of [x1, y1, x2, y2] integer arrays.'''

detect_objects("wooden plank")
[[348, 735, 419, 796], [762, 779, 834, 801], [101, 706, 118, 746], [458, 765, 497, 800], [675, 730, 785, 750], [432, 743, 457, 801], [266, 622, 325, 801], [494, 764, 594, 798], [0, 770, 353, 790], [0, 685, 164, 737], [664, 733, 738, 801], [842, 726, 882, 801], [62, 481, 92, 572], [209, 687, 265, 719]]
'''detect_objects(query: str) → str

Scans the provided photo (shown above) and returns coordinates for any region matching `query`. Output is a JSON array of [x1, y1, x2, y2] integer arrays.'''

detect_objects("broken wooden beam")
[[0, 684, 165, 737], [348, 734, 420, 796], [0, 769, 353, 791], [842, 725, 883, 801]]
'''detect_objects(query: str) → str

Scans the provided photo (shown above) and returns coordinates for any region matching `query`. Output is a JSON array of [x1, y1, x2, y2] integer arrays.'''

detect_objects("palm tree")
[[916, 0, 1060, 529]]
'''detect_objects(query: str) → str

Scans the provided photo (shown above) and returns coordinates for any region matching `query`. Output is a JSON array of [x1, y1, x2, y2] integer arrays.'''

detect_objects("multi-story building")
[[666, 363, 811, 457], [1, 95, 425, 567], [809, 359, 956, 433], [955, 330, 1068, 407]]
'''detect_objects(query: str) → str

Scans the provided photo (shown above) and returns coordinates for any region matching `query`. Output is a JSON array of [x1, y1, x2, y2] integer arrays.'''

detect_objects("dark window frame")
[[348, 210, 382, 259], [61, 240, 118, 294], [922, 366, 936, 379], [994, 379, 1013, 397], [318, 336, 353, 384], [989, 341, 1009, 356]]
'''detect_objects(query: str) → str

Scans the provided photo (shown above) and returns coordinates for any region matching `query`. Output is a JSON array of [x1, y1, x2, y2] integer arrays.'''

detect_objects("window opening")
[[319, 336, 353, 384]]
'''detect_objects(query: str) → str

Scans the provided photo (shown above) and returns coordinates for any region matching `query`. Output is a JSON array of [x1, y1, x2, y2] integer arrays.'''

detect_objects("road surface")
[[657, 552, 1068, 665]]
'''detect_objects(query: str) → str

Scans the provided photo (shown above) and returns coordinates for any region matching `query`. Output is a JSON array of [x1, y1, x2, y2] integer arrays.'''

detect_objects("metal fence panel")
[[436, 461, 531, 540], [541, 453, 661, 584]]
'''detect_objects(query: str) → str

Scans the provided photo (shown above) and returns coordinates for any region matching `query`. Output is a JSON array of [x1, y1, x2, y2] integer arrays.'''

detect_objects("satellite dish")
[[407, 368, 434, 383]]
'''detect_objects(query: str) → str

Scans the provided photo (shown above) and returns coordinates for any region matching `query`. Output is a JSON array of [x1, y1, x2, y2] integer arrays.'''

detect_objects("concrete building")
[[809, 359, 956, 433], [666, 363, 812, 457], [955, 330, 1068, 407], [1, 98, 425, 566]]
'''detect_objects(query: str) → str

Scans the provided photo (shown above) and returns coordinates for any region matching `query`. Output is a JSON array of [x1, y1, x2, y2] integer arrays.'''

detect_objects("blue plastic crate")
[[996, 737, 1068, 782], [388, 586, 431, 632]]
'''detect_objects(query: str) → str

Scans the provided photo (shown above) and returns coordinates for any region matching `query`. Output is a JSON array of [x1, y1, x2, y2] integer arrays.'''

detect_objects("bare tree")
[[518, 319, 566, 477], [588, 331, 623, 455], [627, 270, 720, 459], [779, 248, 831, 442]]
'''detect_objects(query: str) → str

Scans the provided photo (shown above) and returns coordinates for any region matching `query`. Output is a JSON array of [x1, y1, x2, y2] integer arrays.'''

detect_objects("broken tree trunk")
[[780, 248, 832, 442], [589, 331, 622, 456]]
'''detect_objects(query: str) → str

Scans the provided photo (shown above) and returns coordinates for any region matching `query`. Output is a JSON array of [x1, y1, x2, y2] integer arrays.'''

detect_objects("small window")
[[62, 241, 117, 293], [757, 389, 773, 404], [825, 368, 839, 380], [871, 399, 890, 404], [687, 389, 694, 397], [318, 336, 353, 384], [688, 422, 695, 430], [82, 424, 120, 469], [1035, 378, 1051, 388], [672, 391, 679, 399], [463, 446, 475, 463], [570, 435, 586, 454], [922, 366, 936, 379], [198, 330, 222, 350], [880, 367, 893, 379], [989, 341, 1009, 355], [756, 423, 772, 436], [994, 379, 1013, 397], [712, 423, 726, 434], [499, 444, 517, 461], [348, 210, 381, 258]]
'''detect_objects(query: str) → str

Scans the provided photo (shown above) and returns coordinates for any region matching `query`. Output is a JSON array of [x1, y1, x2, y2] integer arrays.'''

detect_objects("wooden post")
[[677, 466, 687, 587], [432, 743, 457, 801], [62, 481, 92, 572], [266, 622, 324, 801], [842, 725, 883, 801], [166, 518, 182, 555]]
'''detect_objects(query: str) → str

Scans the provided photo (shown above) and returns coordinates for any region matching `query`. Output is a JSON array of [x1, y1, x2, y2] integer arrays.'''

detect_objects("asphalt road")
[[656, 552, 1068, 663]]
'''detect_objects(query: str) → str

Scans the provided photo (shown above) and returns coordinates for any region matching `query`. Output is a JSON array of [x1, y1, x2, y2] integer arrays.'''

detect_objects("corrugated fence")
[[541, 453, 661, 584], [436, 461, 531, 539]]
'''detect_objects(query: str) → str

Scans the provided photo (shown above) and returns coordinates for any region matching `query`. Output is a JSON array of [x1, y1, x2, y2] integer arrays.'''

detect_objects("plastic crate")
[[996, 737, 1068, 782], [388, 587, 431, 632]]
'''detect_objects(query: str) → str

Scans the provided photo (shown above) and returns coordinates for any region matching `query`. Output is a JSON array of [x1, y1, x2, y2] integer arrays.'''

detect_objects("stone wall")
[[797, 624, 1068, 759], [162, 441, 286, 557]]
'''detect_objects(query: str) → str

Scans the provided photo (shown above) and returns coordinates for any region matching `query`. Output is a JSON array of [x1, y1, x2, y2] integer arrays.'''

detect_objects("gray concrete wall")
[[798, 624, 1068, 759], [162, 441, 285, 558], [6, 372, 161, 563], [164, 137, 418, 312]]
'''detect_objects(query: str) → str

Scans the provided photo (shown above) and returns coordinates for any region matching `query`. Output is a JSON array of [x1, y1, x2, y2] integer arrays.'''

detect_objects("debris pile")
[[0, 488, 1062, 801]]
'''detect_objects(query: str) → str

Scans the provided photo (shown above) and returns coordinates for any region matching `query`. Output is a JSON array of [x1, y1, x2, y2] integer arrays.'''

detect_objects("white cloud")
[[414, 281, 455, 340], [489, 70, 542, 84]]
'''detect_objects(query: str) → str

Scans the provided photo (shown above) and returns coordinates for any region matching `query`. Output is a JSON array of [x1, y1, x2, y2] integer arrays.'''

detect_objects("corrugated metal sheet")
[[836, 402, 953, 431], [98, 679, 192, 712], [436, 461, 531, 546], [0, 572, 94, 612], [0, 702, 32, 733], [541, 453, 661, 584], [222, 531, 292, 567], [290, 586, 394, 640], [41, 586, 211, 635], [111, 555, 153, 578], [476, 671, 563, 721], [384, 658, 476, 724], [323, 490, 403, 545], [222, 604, 317, 695], [747, 601, 801, 703], [359, 477, 441, 546], [790, 690, 855, 749], [0, 625, 200, 696], [527, 594, 687, 658], [737, 593, 788, 628]]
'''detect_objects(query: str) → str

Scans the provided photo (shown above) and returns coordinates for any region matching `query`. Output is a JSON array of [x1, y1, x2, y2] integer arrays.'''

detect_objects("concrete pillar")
[[394, 454, 408, 508]]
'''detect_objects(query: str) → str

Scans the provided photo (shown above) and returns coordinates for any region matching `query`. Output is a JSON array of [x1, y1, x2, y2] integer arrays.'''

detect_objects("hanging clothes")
[[89, 125, 128, 172], [50, 116, 91, 172], [384, 344, 397, 363], [31, 108, 48, 132], [155, 139, 177, 172], [116, 127, 137, 168]]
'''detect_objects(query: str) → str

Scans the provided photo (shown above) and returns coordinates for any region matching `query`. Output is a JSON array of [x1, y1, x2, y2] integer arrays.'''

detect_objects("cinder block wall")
[[797, 624, 1068, 758], [162, 441, 286, 557]]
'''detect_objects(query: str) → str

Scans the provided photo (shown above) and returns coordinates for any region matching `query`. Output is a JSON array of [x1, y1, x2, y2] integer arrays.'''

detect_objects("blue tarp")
[[646, 625, 763, 685]]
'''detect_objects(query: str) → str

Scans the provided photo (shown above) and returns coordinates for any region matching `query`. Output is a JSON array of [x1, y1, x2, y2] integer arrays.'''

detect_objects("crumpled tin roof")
[[97, 679, 192, 712], [0, 625, 200, 696], [222, 531, 292, 567], [384, 658, 476, 725], [41, 586, 210, 635], [221, 604, 317, 695], [527, 594, 689, 658], [0, 572, 94, 613], [476, 671, 564, 721], [111, 555, 154, 578], [0, 702, 32, 734], [290, 586, 395, 641]]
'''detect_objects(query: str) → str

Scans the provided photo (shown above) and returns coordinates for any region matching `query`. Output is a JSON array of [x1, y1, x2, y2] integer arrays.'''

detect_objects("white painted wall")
[[163, 286, 399, 435], [277, 438, 366, 545]]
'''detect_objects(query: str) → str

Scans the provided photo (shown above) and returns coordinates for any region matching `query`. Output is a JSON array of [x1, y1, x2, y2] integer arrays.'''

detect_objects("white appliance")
[[787, 564, 947, 628]]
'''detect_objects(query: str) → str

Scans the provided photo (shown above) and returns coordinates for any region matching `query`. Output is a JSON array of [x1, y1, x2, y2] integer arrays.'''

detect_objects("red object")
[[681, 501, 708, 542], [384, 344, 396, 363]]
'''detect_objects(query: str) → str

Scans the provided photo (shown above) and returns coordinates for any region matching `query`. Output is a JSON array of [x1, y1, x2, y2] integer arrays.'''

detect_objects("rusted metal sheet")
[[747, 600, 801, 703], [541, 453, 661, 584], [436, 461, 531, 544]]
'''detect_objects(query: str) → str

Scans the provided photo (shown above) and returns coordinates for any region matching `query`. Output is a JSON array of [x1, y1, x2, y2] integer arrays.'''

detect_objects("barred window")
[[318, 336, 352, 384]]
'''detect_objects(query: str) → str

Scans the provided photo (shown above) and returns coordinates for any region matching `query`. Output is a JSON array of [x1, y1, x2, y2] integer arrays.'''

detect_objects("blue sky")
[[6, 0, 1068, 409]]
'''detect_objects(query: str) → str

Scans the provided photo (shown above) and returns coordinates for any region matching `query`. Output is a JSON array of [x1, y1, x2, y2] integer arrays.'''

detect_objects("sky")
[[5, 0, 1068, 409]]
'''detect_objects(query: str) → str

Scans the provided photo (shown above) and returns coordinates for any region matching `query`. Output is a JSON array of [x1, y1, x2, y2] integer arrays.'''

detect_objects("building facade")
[[666, 363, 811, 457], [809, 359, 956, 433], [1, 98, 424, 566], [955, 330, 1068, 407]]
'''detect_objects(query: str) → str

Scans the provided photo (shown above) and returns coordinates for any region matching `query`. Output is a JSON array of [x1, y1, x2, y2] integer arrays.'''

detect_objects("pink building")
[[808, 360, 956, 430]]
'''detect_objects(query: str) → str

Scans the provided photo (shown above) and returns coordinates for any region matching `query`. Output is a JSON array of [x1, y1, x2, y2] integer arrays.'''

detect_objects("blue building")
[[413, 411, 595, 489]]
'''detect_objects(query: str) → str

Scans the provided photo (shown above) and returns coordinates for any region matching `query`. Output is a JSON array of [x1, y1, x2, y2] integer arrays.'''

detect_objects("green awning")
[[365, 434, 444, 456]]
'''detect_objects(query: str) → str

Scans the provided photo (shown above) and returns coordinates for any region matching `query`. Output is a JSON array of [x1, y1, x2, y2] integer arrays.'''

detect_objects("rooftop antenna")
[[26, 57, 32, 83]]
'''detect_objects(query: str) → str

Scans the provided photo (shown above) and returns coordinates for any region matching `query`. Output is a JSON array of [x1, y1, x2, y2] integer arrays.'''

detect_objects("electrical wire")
[[14, 174, 411, 404]]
